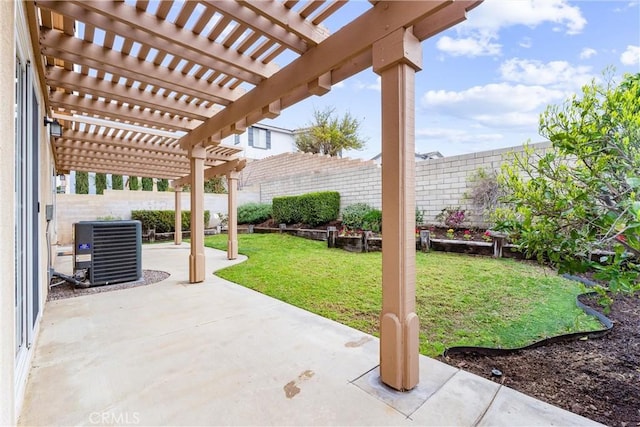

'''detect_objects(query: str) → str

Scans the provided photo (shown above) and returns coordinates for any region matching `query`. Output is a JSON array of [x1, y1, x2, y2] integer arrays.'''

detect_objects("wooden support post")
[[226, 171, 239, 260], [174, 186, 182, 245], [420, 230, 430, 252], [327, 226, 337, 248], [373, 28, 422, 392], [189, 145, 206, 283]]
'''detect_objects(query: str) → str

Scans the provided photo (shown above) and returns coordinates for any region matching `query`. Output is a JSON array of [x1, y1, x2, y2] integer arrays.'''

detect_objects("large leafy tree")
[[295, 107, 365, 157], [499, 72, 640, 296]]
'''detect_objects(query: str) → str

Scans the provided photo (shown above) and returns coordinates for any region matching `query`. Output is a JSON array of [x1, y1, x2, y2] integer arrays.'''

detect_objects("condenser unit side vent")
[[74, 220, 142, 286]]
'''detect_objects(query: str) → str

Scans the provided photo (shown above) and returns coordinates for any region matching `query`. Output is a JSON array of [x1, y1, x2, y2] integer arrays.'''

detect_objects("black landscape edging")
[[443, 275, 613, 357]]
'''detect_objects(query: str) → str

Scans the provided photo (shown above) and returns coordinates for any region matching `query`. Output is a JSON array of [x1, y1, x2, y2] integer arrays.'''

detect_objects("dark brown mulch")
[[48, 270, 170, 301], [439, 293, 640, 426]]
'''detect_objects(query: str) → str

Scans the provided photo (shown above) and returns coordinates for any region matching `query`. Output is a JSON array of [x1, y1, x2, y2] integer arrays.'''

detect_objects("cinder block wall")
[[260, 164, 382, 209], [55, 189, 259, 244], [259, 142, 550, 226], [241, 152, 376, 189]]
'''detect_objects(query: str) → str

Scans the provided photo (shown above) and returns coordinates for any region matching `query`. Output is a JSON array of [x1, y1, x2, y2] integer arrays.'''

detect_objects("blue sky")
[[262, 0, 640, 160]]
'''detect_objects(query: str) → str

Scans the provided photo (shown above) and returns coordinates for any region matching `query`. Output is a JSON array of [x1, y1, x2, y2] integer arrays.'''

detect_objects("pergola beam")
[[180, 1, 454, 150], [172, 158, 247, 188], [45, 69, 206, 128], [55, 129, 237, 164], [50, 90, 215, 123], [57, 165, 179, 180], [57, 158, 189, 178], [38, 0, 277, 83], [41, 30, 244, 106], [50, 93, 201, 131], [214, 0, 328, 52], [55, 141, 224, 168], [56, 151, 192, 171]]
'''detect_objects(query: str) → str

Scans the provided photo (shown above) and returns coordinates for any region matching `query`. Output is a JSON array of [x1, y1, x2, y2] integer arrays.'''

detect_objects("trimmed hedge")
[[141, 177, 153, 191], [95, 173, 107, 195], [75, 171, 89, 194], [112, 174, 123, 190], [238, 203, 272, 224], [272, 191, 340, 227], [131, 210, 211, 233]]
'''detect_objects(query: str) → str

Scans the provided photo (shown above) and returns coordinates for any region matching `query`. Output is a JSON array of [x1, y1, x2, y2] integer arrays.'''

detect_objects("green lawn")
[[205, 233, 601, 356]]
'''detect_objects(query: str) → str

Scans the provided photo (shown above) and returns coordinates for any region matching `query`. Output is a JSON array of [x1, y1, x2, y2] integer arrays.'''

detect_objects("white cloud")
[[436, 36, 501, 57], [437, 0, 587, 57], [416, 127, 504, 145], [499, 58, 593, 87], [462, 0, 587, 35], [354, 76, 381, 92], [614, 1, 639, 12], [620, 45, 640, 66], [422, 82, 567, 128], [519, 37, 533, 48], [579, 48, 597, 59]]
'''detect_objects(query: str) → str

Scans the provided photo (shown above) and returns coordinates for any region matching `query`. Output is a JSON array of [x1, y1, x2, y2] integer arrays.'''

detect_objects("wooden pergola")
[[28, 0, 481, 392]]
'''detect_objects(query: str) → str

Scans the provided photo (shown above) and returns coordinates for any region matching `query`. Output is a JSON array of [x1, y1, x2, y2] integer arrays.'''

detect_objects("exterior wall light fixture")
[[44, 117, 62, 138]]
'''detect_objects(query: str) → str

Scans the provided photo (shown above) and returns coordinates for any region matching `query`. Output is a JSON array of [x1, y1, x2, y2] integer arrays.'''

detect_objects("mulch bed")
[[48, 269, 170, 301], [438, 292, 640, 426]]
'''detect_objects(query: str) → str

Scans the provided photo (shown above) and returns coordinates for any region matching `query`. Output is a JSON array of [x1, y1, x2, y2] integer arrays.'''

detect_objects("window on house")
[[248, 126, 271, 149], [234, 134, 240, 145]]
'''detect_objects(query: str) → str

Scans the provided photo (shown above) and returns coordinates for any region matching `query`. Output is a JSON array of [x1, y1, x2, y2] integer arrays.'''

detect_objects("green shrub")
[[362, 209, 382, 232], [205, 177, 227, 193], [131, 210, 210, 233], [299, 191, 340, 227], [112, 174, 123, 190], [97, 215, 121, 221], [341, 203, 374, 230], [272, 195, 301, 224], [157, 179, 169, 192], [95, 173, 107, 195], [272, 191, 340, 226], [238, 203, 272, 224], [416, 207, 424, 226], [142, 177, 153, 191], [129, 176, 140, 190], [75, 171, 89, 194]]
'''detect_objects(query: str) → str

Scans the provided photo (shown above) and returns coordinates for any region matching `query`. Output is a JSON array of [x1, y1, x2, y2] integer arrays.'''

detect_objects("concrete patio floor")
[[19, 242, 603, 426]]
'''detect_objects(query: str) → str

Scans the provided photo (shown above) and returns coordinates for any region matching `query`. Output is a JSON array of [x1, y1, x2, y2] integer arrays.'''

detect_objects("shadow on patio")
[[19, 243, 602, 426]]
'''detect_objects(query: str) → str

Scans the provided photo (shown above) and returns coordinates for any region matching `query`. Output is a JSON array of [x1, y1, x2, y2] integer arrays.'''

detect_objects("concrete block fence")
[[55, 189, 259, 245], [258, 142, 550, 227], [54, 142, 550, 244]]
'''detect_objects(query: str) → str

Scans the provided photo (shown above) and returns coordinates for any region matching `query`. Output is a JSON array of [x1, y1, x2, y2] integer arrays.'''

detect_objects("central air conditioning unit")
[[73, 220, 142, 286]]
